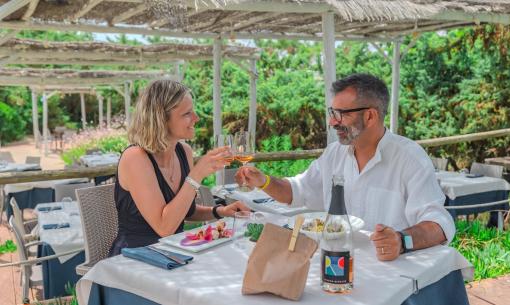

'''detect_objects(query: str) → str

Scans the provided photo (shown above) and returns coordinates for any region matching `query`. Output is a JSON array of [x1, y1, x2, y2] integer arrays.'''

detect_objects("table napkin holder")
[[242, 222, 318, 301]]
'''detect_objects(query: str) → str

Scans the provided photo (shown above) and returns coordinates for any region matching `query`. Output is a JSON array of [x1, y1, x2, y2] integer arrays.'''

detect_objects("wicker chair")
[[431, 157, 448, 171], [75, 184, 117, 275], [470, 162, 504, 178], [0, 151, 14, 162], [54, 182, 94, 202], [25, 156, 41, 165], [10, 198, 38, 242], [0, 217, 82, 302]]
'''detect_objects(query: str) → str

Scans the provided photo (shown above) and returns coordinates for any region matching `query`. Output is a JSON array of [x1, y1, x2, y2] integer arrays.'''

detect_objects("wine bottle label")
[[321, 249, 350, 284]]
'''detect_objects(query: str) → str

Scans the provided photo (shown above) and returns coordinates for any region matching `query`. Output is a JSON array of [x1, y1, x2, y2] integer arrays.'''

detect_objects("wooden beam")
[[186, 0, 334, 14], [111, 3, 147, 24], [73, 0, 104, 20], [230, 12, 285, 32], [0, 30, 18, 45], [0, 20, 398, 42], [22, 0, 39, 20], [0, 0, 31, 20], [432, 10, 510, 26]]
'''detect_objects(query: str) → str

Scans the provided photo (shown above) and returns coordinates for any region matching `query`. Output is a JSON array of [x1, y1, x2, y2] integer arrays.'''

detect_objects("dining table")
[[76, 214, 472, 305], [35, 201, 85, 299]]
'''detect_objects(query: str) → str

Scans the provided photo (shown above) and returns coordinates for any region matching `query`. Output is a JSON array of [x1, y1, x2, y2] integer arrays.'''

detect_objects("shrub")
[[0, 102, 26, 144]]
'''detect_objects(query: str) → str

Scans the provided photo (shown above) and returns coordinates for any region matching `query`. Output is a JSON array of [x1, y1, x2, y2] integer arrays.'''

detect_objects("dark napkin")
[[122, 247, 193, 270], [42, 223, 70, 230]]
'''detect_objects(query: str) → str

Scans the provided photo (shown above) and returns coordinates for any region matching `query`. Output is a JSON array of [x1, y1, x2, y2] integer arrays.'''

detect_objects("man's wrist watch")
[[212, 205, 223, 219], [398, 231, 414, 253]]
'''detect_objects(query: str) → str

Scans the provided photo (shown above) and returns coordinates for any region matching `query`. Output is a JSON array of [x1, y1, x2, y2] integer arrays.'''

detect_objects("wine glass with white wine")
[[214, 134, 234, 194], [234, 130, 255, 192]]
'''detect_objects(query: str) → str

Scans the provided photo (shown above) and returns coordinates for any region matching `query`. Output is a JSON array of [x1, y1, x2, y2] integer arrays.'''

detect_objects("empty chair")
[[470, 162, 503, 178], [54, 182, 94, 202], [75, 184, 117, 275], [0, 151, 14, 162], [10, 198, 38, 242], [431, 157, 448, 171], [196, 186, 216, 207], [224, 168, 238, 184], [25, 156, 41, 165], [0, 217, 81, 302]]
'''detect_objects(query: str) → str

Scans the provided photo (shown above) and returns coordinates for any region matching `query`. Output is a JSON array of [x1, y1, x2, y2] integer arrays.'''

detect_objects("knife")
[[146, 245, 187, 265]]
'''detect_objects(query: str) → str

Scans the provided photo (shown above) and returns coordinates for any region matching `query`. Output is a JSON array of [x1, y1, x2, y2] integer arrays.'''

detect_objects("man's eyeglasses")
[[327, 106, 370, 122]]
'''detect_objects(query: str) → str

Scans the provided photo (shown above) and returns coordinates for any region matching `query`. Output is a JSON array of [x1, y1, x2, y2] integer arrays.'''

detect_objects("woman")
[[109, 79, 249, 256]]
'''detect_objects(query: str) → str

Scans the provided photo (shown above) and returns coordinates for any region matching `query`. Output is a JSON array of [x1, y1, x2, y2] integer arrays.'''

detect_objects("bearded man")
[[235, 73, 455, 261]]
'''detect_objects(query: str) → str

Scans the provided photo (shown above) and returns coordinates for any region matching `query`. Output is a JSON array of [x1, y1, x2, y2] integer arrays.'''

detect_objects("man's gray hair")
[[331, 73, 390, 118]]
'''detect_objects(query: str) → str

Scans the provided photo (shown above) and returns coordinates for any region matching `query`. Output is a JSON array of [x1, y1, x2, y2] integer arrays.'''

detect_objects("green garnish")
[[244, 223, 264, 242]]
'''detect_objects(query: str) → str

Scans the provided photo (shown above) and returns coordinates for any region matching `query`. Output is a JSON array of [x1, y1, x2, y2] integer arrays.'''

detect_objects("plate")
[[288, 212, 365, 240], [159, 219, 237, 253]]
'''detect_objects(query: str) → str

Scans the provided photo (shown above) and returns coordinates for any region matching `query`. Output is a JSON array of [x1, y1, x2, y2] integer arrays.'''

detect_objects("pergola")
[[0, 67, 174, 151], [0, 0, 509, 143], [0, 38, 261, 148]]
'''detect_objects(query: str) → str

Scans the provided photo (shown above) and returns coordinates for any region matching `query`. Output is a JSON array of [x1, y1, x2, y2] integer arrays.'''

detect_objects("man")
[[236, 73, 455, 261]]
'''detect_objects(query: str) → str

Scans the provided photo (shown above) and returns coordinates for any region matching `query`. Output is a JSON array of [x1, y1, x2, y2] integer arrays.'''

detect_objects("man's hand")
[[235, 166, 267, 188], [370, 224, 402, 261]]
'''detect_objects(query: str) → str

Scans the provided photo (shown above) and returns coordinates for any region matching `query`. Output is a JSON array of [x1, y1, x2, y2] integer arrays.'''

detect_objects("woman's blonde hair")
[[128, 79, 190, 153]]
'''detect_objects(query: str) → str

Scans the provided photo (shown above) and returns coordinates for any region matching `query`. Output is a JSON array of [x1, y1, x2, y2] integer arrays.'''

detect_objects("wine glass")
[[214, 134, 234, 194], [234, 130, 255, 192]]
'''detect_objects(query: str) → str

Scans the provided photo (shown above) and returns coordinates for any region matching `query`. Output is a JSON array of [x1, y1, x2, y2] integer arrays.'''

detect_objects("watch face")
[[404, 235, 413, 250]]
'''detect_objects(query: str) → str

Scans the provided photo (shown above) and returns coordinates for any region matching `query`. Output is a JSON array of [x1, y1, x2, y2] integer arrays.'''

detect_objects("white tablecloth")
[[435, 171, 510, 199], [4, 178, 89, 195], [80, 153, 119, 167], [77, 228, 472, 305], [0, 163, 40, 173], [36, 201, 84, 263], [215, 185, 313, 216]]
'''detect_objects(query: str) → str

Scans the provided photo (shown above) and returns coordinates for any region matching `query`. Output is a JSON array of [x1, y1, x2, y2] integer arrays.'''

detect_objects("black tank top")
[[109, 142, 196, 256]]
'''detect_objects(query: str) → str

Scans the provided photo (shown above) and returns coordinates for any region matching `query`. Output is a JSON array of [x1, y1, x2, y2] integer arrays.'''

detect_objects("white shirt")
[[287, 130, 455, 243]]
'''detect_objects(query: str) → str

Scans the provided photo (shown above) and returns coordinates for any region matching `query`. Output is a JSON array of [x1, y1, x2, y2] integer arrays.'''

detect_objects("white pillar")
[[124, 81, 131, 127], [107, 97, 112, 129], [390, 40, 401, 134], [322, 12, 337, 144], [31, 91, 40, 147], [97, 94, 104, 128], [42, 92, 48, 154], [248, 59, 257, 139], [213, 37, 222, 185], [80, 93, 86, 129]]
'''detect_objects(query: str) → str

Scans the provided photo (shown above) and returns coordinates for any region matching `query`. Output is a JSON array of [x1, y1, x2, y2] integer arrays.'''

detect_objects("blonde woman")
[[109, 79, 249, 256]]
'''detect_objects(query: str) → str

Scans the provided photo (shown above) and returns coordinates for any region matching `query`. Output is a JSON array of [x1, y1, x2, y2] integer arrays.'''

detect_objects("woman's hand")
[[218, 201, 251, 217], [189, 146, 232, 181]]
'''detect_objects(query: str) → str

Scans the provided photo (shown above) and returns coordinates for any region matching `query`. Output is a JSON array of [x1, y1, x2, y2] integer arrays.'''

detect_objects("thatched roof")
[[0, 67, 173, 86], [0, 38, 260, 67], [0, 0, 508, 39]]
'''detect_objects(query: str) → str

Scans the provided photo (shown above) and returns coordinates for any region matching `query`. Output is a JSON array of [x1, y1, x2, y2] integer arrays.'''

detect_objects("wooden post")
[[124, 81, 131, 127], [390, 40, 401, 134], [213, 37, 222, 185], [322, 12, 337, 144], [97, 93, 104, 128], [42, 92, 48, 155], [80, 93, 86, 129], [248, 59, 257, 138], [31, 90, 40, 147], [107, 97, 111, 129]]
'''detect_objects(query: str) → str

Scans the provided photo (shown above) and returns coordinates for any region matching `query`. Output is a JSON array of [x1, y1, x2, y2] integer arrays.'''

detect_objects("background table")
[[435, 171, 510, 227], [3, 178, 88, 219], [36, 201, 85, 299], [77, 226, 472, 305]]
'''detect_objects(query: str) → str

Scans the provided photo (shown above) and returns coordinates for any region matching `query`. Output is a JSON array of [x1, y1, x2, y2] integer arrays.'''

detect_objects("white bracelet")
[[185, 176, 201, 191]]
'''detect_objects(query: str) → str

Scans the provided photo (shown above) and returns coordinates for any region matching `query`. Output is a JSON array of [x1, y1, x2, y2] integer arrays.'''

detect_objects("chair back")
[[196, 186, 216, 207], [10, 197, 28, 236], [224, 168, 238, 184], [76, 184, 117, 271], [470, 162, 503, 178], [8, 216, 28, 261], [54, 182, 94, 202], [0, 151, 14, 162], [431, 157, 448, 171], [25, 156, 41, 165]]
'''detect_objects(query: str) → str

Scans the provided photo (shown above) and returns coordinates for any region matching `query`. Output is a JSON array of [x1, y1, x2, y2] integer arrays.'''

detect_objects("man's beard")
[[333, 118, 365, 145]]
